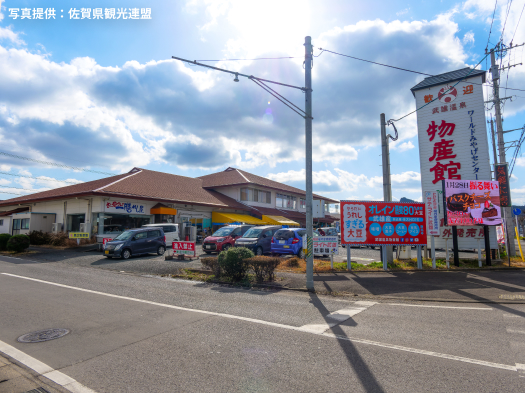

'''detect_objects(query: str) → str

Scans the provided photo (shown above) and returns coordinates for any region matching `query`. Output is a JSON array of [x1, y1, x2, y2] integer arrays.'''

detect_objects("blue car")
[[104, 228, 166, 259], [271, 228, 307, 258]]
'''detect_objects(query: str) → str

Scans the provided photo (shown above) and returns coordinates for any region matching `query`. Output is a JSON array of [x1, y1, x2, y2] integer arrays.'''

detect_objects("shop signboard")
[[102, 238, 112, 249], [173, 241, 196, 257], [425, 191, 439, 236], [105, 201, 147, 214], [340, 201, 426, 245], [68, 232, 90, 239], [442, 179, 501, 226], [313, 236, 338, 255], [495, 164, 512, 207], [413, 70, 495, 248]]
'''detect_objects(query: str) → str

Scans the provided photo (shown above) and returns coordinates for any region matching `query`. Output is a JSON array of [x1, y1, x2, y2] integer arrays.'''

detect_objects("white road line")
[[387, 303, 493, 310], [299, 303, 375, 334], [507, 328, 525, 335], [0, 340, 97, 393], [0, 273, 518, 372]]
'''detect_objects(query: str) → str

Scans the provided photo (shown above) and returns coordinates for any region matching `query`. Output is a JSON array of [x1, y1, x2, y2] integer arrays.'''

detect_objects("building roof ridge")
[[94, 169, 142, 192]]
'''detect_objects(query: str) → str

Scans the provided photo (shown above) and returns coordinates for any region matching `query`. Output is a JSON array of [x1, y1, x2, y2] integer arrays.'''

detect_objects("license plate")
[[283, 245, 289, 248], [206, 245, 211, 249], [279, 240, 285, 244], [105, 250, 109, 254]]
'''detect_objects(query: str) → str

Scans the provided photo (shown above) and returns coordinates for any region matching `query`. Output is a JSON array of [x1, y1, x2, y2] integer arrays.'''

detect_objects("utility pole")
[[380, 113, 393, 263], [490, 117, 498, 170], [305, 36, 314, 291], [490, 46, 516, 256]]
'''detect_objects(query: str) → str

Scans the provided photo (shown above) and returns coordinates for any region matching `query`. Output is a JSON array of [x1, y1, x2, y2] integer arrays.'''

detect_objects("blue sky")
[[0, 0, 524, 204]]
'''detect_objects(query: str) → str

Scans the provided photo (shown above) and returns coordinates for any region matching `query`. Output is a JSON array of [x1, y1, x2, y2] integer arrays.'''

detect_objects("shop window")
[[101, 213, 151, 234], [276, 193, 297, 209], [242, 187, 271, 203], [67, 214, 85, 232], [21, 218, 30, 229], [240, 188, 253, 201], [300, 199, 306, 209], [0, 219, 3, 226]]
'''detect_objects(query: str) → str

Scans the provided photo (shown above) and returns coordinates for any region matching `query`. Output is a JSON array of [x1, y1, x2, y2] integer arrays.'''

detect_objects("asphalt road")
[[1, 255, 524, 392]]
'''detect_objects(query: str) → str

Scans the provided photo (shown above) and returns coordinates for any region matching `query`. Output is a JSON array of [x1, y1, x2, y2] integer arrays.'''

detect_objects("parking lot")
[[5, 242, 481, 278]]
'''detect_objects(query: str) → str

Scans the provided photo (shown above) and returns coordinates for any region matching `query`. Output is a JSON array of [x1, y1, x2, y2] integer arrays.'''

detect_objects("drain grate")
[[17, 328, 70, 343]]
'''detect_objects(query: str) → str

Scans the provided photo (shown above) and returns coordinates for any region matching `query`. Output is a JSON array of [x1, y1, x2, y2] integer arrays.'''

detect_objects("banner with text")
[[443, 179, 501, 226], [340, 201, 426, 246]]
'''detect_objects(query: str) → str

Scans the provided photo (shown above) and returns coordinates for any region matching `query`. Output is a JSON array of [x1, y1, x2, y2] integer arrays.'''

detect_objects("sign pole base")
[[484, 225, 491, 266], [477, 239, 482, 267], [382, 246, 387, 271], [445, 239, 449, 269], [431, 236, 436, 269], [452, 226, 460, 267], [346, 246, 352, 271]]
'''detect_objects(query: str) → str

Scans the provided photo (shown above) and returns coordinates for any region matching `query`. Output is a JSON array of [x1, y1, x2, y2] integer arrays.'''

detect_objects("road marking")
[[1, 273, 518, 372], [0, 340, 97, 393], [300, 302, 377, 334], [507, 327, 525, 335], [387, 303, 492, 310]]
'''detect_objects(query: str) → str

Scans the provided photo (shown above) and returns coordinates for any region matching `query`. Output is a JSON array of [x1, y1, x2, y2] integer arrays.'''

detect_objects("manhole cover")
[[17, 329, 70, 343]]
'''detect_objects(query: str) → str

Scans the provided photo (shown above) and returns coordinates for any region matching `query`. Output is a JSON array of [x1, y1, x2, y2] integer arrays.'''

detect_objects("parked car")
[[104, 227, 166, 259], [271, 228, 306, 258], [202, 225, 253, 254], [142, 223, 179, 246], [234, 225, 281, 256], [324, 227, 338, 237]]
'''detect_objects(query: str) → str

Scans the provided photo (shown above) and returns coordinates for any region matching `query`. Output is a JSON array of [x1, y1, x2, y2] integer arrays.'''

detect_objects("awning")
[[150, 205, 178, 215], [262, 215, 300, 227], [212, 212, 269, 225]]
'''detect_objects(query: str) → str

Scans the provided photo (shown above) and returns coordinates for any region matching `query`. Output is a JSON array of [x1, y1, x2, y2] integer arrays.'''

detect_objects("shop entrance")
[[67, 214, 85, 232]]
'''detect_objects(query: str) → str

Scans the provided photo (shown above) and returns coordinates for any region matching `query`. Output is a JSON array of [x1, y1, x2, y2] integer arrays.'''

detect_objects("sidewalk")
[[273, 269, 525, 303], [0, 353, 64, 393]]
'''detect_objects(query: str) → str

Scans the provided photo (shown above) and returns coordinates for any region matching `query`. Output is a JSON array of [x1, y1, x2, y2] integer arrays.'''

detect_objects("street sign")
[[313, 236, 338, 255], [425, 191, 439, 236], [340, 201, 426, 246], [173, 241, 196, 257], [513, 208, 522, 216], [68, 232, 90, 239]]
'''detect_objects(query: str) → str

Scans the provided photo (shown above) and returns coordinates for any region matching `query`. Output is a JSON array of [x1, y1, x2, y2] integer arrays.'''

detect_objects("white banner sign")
[[105, 201, 147, 215], [314, 236, 339, 255], [424, 191, 439, 236]]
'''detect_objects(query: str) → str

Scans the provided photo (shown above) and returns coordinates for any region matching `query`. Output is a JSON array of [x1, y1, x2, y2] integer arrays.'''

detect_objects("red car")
[[202, 225, 254, 254]]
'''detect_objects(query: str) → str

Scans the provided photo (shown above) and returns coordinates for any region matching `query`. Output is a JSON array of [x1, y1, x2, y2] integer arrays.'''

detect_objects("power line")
[[501, 0, 514, 42], [196, 56, 301, 62], [0, 151, 115, 176], [0, 171, 82, 185], [486, 0, 498, 51], [511, 2, 525, 43], [320, 46, 525, 92], [388, 52, 491, 123]]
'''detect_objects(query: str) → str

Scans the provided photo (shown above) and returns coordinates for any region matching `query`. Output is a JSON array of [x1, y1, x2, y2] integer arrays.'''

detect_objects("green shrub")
[[6, 234, 30, 253], [29, 230, 51, 245], [201, 257, 220, 276], [0, 233, 11, 251], [218, 247, 254, 281], [246, 256, 281, 282]]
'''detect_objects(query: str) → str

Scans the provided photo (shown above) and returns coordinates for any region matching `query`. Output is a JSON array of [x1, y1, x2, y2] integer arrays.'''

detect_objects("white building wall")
[[0, 217, 11, 234]]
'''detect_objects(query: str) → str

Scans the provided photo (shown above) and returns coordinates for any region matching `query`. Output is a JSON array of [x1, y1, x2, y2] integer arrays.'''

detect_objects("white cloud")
[[463, 31, 475, 45], [516, 157, 525, 167], [396, 8, 410, 16], [391, 140, 415, 152]]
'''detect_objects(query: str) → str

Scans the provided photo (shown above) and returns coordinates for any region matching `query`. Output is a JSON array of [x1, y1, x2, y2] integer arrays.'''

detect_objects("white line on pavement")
[[0, 340, 97, 393], [387, 303, 493, 310], [0, 273, 517, 373], [300, 302, 376, 334], [507, 328, 525, 335]]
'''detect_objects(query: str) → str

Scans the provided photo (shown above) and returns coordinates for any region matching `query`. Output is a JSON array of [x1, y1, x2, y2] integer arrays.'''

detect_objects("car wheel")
[[298, 249, 305, 259], [157, 245, 166, 256], [121, 249, 131, 260], [256, 247, 263, 256]]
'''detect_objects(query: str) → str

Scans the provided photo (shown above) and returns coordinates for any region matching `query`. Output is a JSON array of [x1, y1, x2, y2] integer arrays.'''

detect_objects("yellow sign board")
[[69, 232, 90, 239]]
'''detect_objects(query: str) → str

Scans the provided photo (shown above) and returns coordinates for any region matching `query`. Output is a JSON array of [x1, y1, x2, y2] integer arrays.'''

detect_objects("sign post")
[[425, 191, 439, 269]]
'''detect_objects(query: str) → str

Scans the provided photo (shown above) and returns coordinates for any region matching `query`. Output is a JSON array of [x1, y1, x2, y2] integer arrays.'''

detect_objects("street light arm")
[[171, 56, 306, 91]]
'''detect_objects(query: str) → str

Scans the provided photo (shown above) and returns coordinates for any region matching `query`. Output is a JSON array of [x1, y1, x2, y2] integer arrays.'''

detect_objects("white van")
[[142, 224, 180, 246]]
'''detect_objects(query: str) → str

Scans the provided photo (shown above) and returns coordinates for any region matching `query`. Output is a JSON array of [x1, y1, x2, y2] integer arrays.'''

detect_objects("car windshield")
[[212, 227, 234, 237], [242, 228, 264, 238], [114, 231, 135, 241]]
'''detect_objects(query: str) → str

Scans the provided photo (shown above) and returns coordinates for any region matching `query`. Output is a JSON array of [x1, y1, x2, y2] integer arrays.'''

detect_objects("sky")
[[0, 0, 524, 206]]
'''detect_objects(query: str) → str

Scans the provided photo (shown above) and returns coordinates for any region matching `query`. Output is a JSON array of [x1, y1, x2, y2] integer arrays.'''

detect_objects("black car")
[[234, 225, 281, 256], [104, 228, 166, 259]]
